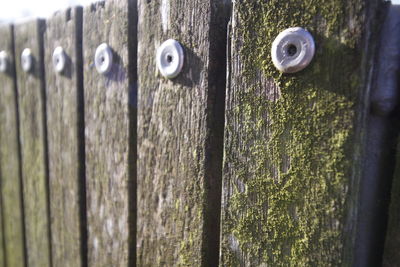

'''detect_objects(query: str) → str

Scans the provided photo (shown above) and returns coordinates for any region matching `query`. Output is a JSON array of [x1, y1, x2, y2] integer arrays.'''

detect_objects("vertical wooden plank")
[[44, 7, 85, 267], [83, 0, 136, 265], [220, 0, 381, 266], [15, 19, 52, 267], [0, 24, 26, 267], [357, 4, 400, 266], [377, 4, 400, 266], [137, 1, 228, 266]]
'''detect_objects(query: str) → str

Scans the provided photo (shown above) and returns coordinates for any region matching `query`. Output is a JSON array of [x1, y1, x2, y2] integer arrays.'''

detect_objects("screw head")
[[271, 27, 315, 73], [94, 43, 113, 74], [52, 46, 67, 73], [0, 51, 9, 73], [21, 48, 33, 72], [156, 39, 184, 79]]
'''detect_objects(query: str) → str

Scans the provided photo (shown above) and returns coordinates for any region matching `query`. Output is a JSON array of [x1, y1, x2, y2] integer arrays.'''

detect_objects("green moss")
[[222, 0, 365, 265]]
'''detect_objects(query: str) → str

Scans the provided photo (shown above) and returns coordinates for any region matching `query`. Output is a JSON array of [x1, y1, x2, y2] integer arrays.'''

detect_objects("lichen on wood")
[[220, 0, 378, 265]]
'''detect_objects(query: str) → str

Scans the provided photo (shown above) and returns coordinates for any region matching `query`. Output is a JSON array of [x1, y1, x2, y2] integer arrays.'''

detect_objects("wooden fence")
[[0, 0, 400, 266]]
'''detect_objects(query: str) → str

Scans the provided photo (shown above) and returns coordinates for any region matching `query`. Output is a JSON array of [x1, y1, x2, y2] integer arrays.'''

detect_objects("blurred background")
[[0, 0, 96, 23], [0, 0, 400, 24]]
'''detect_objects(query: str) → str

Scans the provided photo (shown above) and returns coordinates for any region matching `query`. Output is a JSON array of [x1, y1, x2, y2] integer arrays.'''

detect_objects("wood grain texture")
[[15, 19, 52, 267], [44, 7, 85, 267], [0, 24, 26, 267], [137, 0, 228, 266], [219, 0, 381, 266], [83, 1, 136, 266]]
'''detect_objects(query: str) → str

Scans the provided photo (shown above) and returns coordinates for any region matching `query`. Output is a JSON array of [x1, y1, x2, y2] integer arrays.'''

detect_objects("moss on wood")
[[220, 0, 373, 265]]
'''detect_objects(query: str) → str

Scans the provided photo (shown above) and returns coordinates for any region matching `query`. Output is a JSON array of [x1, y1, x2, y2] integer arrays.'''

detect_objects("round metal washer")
[[0, 51, 9, 73], [94, 43, 113, 74], [21, 48, 33, 72], [271, 27, 315, 73], [156, 39, 184, 79], [52, 46, 67, 73]]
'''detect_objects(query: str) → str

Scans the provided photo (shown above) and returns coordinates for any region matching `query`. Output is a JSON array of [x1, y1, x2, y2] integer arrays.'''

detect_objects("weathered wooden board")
[[83, 1, 136, 265], [220, 0, 381, 266], [376, 4, 400, 266], [15, 19, 52, 267], [137, 0, 228, 266], [0, 24, 26, 267], [358, 4, 400, 266], [44, 7, 85, 267]]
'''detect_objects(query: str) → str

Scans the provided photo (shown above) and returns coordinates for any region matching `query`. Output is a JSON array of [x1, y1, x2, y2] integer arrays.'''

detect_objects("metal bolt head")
[[94, 43, 113, 74], [156, 39, 184, 79], [52, 46, 67, 73], [21, 48, 33, 72], [271, 27, 315, 73], [0, 51, 9, 73]]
